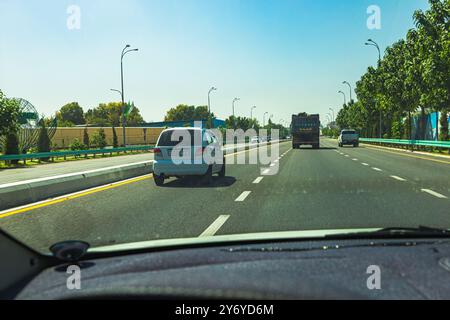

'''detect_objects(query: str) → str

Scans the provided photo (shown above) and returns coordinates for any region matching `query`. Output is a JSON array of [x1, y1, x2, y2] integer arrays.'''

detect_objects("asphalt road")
[[1, 138, 449, 253]]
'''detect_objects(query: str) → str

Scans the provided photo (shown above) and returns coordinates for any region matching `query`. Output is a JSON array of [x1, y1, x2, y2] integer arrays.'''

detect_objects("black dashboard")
[[13, 238, 450, 300]]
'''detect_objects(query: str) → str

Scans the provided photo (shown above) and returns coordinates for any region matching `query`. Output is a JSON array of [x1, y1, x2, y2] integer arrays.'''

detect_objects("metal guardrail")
[[0, 139, 290, 165], [0, 145, 155, 164], [359, 138, 450, 149]]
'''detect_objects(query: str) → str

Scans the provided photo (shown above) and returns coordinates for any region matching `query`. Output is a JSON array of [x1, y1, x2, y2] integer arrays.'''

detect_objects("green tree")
[[37, 120, 51, 155], [164, 104, 215, 122], [4, 131, 20, 164], [440, 111, 449, 140], [56, 102, 85, 126], [91, 128, 107, 149], [83, 127, 90, 148], [112, 126, 119, 148], [413, 0, 450, 140], [85, 102, 145, 127], [0, 90, 21, 136]]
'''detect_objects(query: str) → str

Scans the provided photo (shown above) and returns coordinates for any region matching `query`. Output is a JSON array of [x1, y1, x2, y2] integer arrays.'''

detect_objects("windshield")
[[0, 0, 449, 258]]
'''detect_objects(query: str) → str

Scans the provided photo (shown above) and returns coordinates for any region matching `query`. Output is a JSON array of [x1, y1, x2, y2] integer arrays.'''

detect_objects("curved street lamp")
[[120, 44, 139, 146], [338, 90, 347, 105], [342, 81, 353, 102], [365, 39, 382, 138], [263, 112, 269, 127], [365, 39, 381, 62], [232, 98, 240, 129], [250, 106, 256, 120], [207, 87, 217, 128]]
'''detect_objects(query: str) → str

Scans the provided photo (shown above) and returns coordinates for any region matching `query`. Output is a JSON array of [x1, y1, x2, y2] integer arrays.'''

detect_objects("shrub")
[[91, 128, 107, 149], [69, 138, 87, 151]]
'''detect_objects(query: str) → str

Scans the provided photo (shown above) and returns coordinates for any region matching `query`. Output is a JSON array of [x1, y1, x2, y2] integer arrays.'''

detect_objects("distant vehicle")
[[152, 127, 225, 186], [338, 129, 359, 147], [291, 113, 320, 149], [250, 136, 260, 144]]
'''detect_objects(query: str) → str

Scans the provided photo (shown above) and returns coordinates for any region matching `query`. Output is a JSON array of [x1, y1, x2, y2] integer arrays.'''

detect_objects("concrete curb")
[[0, 161, 153, 211]]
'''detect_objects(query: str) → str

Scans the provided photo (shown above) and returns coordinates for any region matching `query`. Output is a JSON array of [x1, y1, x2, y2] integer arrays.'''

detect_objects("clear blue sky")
[[0, 0, 429, 124]]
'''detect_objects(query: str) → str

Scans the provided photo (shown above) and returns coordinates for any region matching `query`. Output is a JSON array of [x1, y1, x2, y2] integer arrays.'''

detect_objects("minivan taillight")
[[154, 148, 161, 154]]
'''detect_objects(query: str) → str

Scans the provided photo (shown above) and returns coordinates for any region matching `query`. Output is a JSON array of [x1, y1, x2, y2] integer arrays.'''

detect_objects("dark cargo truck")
[[291, 113, 320, 149]]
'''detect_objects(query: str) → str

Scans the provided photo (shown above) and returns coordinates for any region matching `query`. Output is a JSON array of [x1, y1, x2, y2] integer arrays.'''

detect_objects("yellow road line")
[[0, 175, 153, 219], [362, 145, 450, 165]]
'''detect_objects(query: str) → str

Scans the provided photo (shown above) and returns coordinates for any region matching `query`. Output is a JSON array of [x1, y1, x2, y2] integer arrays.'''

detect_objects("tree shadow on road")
[[161, 176, 237, 188]]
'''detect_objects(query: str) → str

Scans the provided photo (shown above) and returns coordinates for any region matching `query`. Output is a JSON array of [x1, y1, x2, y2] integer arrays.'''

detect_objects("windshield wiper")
[[326, 226, 450, 239]]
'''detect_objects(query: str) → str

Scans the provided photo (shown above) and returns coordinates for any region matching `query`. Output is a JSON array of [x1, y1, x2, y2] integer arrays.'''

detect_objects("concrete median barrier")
[[0, 161, 153, 211]]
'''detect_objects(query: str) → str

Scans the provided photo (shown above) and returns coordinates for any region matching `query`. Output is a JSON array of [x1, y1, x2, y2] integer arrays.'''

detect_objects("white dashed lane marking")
[[235, 191, 251, 202], [390, 175, 407, 182], [199, 215, 230, 237], [253, 177, 264, 184], [421, 189, 448, 199]]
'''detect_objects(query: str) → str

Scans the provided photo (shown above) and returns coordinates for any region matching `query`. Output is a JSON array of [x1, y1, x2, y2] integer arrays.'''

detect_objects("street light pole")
[[232, 97, 240, 129], [329, 108, 335, 122], [263, 112, 269, 127], [338, 91, 347, 105], [342, 81, 352, 102], [250, 106, 256, 120], [207, 87, 217, 128], [120, 44, 138, 147], [250, 106, 256, 129], [365, 39, 382, 138]]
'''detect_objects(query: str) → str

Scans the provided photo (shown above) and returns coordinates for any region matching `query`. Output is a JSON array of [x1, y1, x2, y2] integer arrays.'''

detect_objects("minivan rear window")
[[342, 130, 356, 134]]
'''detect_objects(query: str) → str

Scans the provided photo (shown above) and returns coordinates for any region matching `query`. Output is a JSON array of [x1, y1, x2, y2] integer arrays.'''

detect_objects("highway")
[[0, 138, 449, 253]]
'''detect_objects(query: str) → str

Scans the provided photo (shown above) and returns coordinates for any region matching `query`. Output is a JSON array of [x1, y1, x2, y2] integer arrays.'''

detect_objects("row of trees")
[[164, 104, 289, 137], [69, 127, 111, 151], [335, 0, 449, 141], [56, 101, 145, 127]]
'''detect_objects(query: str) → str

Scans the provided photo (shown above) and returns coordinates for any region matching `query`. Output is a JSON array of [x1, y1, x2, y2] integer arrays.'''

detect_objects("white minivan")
[[152, 127, 225, 186]]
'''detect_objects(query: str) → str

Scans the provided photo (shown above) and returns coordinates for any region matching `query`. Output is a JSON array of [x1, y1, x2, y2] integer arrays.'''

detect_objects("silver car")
[[152, 127, 225, 186]]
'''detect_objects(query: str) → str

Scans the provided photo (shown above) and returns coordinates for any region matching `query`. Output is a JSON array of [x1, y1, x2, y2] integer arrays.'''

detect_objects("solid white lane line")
[[372, 167, 382, 172], [421, 189, 448, 199], [390, 175, 407, 182], [362, 163, 369, 166], [235, 191, 251, 202], [199, 215, 230, 237], [253, 177, 264, 184]]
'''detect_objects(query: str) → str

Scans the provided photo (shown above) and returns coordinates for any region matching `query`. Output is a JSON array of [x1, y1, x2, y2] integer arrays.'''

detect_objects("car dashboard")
[[13, 238, 450, 300]]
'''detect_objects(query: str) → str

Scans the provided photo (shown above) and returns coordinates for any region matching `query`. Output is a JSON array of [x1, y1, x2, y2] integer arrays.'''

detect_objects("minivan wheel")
[[154, 174, 164, 186], [218, 158, 226, 177]]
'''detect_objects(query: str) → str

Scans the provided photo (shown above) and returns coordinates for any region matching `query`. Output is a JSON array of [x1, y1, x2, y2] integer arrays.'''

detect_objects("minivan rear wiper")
[[326, 226, 450, 239]]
